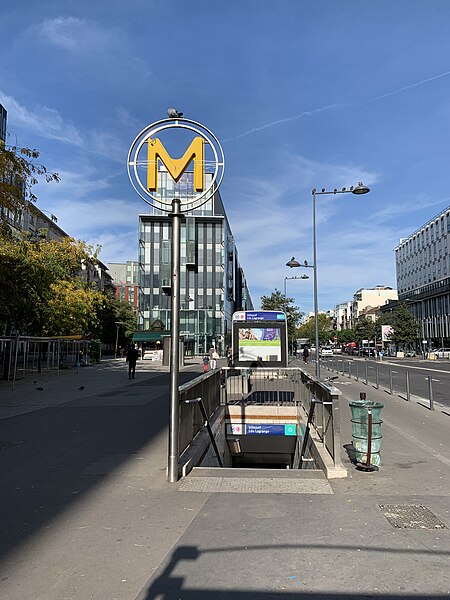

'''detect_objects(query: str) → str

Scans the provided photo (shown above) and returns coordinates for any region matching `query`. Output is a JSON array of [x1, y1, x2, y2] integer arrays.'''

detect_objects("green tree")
[[376, 303, 419, 349], [0, 143, 59, 221], [354, 318, 374, 343], [0, 233, 101, 335], [336, 328, 355, 344], [96, 295, 137, 349], [260, 289, 304, 346], [297, 313, 333, 345], [44, 280, 105, 337]]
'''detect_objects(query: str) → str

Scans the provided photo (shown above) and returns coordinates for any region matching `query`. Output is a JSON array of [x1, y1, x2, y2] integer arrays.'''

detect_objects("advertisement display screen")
[[232, 311, 287, 367], [238, 327, 282, 362]]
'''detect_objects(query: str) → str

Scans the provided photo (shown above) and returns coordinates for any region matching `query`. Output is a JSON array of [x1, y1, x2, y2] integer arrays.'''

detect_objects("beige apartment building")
[[350, 286, 398, 328]]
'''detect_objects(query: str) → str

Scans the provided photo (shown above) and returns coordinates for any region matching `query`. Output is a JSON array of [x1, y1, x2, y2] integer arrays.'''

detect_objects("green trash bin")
[[349, 400, 384, 468]]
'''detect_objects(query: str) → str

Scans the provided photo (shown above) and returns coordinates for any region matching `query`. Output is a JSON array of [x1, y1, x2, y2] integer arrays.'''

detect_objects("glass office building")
[[136, 173, 253, 356], [0, 103, 6, 143], [393, 205, 450, 346]]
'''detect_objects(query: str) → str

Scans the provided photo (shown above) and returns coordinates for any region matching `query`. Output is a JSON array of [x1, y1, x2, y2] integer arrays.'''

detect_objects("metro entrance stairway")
[[178, 366, 347, 479]]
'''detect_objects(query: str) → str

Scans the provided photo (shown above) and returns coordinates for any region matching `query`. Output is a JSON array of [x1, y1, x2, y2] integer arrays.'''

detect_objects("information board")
[[232, 310, 287, 367]]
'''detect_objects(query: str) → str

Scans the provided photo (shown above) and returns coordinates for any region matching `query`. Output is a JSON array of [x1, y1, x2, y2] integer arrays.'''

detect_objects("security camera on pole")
[[127, 110, 224, 482]]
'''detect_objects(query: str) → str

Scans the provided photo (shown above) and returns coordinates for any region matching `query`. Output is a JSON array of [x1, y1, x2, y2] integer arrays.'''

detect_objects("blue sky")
[[2, 1, 450, 315]]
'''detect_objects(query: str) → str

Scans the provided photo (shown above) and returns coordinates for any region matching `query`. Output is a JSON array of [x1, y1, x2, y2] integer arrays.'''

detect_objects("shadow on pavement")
[[138, 544, 450, 600], [0, 369, 199, 562]]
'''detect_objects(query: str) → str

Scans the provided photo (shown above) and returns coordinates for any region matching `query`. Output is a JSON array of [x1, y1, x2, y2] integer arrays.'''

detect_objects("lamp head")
[[352, 182, 370, 195], [167, 107, 183, 118], [286, 257, 301, 268]]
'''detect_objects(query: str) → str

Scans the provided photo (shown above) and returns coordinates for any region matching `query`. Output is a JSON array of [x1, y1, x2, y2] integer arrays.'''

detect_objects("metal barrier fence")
[[0, 336, 91, 388], [177, 366, 343, 470], [178, 369, 223, 456], [321, 357, 436, 410]]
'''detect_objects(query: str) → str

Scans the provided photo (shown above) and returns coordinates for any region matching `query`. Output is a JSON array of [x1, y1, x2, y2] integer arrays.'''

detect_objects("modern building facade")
[[135, 181, 253, 356], [107, 260, 139, 314], [0, 103, 6, 143], [395, 206, 450, 346]]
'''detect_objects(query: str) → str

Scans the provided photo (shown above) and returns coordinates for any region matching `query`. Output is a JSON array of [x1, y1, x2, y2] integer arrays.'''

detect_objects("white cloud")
[[226, 152, 379, 296], [0, 92, 128, 162], [35, 16, 117, 54], [0, 91, 84, 146], [30, 16, 151, 85]]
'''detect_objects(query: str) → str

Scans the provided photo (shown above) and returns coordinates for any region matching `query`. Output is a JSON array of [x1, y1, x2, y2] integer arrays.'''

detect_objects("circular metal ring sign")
[[127, 118, 225, 212]]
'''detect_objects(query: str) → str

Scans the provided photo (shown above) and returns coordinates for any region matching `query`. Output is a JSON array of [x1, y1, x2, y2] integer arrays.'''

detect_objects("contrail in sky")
[[222, 103, 344, 142], [364, 69, 450, 103], [224, 69, 450, 143]]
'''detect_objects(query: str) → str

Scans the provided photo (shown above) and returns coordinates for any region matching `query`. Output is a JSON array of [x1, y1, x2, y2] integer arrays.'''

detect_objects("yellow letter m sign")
[[147, 137, 204, 192]]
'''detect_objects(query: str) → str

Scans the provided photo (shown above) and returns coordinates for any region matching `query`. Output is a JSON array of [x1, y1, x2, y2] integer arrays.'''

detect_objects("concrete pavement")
[[0, 358, 449, 599]]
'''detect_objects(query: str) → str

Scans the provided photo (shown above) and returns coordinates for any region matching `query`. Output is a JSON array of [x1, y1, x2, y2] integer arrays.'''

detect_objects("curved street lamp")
[[287, 183, 370, 378], [283, 274, 309, 298]]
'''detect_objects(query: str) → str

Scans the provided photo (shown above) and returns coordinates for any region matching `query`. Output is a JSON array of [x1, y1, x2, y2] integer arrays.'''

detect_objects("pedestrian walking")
[[302, 346, 309, 364], [126, 344, 139, 380], [202, 355, 210, 373], [378, 350, 384, 361]]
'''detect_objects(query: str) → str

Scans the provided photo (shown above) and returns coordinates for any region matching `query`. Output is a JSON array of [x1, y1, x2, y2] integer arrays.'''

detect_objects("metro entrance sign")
[[227, 423, 297, 436], [127, 113, 225, 482], [127, 117, 225, 212]]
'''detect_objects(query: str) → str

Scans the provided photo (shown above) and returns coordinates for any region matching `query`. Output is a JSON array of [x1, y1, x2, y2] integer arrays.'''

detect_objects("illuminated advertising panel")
[[238, 326, 282, 362], [232, 311, 287, 367]]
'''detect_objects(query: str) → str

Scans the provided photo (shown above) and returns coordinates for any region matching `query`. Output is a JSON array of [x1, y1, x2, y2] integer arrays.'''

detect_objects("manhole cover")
[[379, 504, 447, 530]]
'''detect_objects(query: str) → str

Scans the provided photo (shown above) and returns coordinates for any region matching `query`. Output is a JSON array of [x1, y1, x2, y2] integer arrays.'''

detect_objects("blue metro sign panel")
[[227, 423, 297, 436]]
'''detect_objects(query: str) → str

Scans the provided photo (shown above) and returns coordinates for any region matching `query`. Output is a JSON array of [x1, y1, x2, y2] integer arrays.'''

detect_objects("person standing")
[[126, 345, 139, 380], [209, 347, 219, 370], [202, 355, 210, 373]]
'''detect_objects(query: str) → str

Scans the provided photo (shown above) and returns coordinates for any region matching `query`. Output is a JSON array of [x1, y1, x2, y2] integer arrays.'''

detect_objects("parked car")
[[361, 348, 376, 357], [319, 346, 333, 356], [435, 348, 450, 359]]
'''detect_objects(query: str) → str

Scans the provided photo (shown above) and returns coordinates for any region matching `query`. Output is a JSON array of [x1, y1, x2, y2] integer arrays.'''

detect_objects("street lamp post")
[[114, 321, 123, 359], [283, 275, 309, 299], [287, 182, 370, 378]]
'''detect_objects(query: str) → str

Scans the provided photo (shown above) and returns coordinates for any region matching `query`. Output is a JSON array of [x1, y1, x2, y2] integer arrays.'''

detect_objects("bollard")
[[356, 361, 359, 381], [348, 361, 352, 379], [406, 370, 410, 402], [389, 367, 393, 395], [428, 375, 434, 410], [365, 362, 368, 385], [376, 364, 379, 389]]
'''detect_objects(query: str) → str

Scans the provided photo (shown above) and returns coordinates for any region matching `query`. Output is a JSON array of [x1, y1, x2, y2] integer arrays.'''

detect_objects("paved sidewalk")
[[0, 359, 449, 599], [0, 356, 201, 419]]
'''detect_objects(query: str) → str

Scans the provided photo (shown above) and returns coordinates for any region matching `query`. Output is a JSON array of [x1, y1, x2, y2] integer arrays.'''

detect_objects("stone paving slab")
[[178, 476, 333, 494]]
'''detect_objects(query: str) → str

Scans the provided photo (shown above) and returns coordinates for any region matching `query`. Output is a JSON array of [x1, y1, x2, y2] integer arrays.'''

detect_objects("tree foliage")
[[336, 328, 355, 344], [96, 295, 137, 347], [0, 233, 102, 335], [297, 313, 333, 345], [260, 289, 304, 343], [354, 318, 374, 343], [375, 303, 419, 347], [0, 144, 59, 219]]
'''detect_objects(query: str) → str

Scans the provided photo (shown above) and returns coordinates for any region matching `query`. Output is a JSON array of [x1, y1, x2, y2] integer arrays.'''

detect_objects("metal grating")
[[379, 504, 447, 530]]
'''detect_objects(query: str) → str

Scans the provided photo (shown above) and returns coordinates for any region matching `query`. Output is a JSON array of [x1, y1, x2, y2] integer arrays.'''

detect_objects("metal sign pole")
[[168, 198, 182, 483]]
